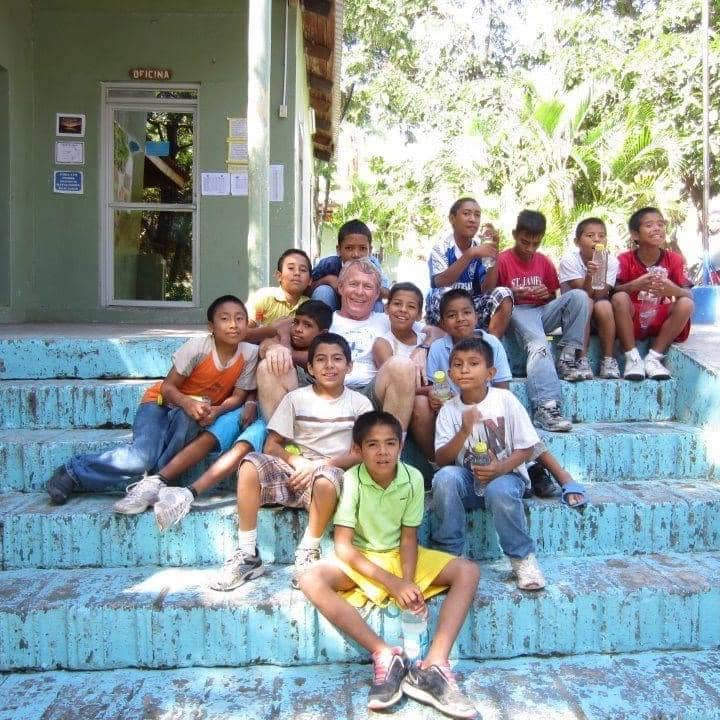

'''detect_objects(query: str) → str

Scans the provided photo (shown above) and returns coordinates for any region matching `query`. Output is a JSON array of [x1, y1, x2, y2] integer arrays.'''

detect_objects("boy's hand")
[[585, 260, 599, 276], [265, 345, 293, 376], [428, 388, 449, 412], [527, 284, 551, 301], [461, 406, 483, 434], [631, 273, 654, 293], [471, 458, 503, 485], [389, 578, 425, 610], [473, 243, 498, 259], [651, 276, 676, 298], [184, 397, 212, 422], [198, 405, 220, 427], [240, 401, 257, 428], [287, 457, 324, 494]]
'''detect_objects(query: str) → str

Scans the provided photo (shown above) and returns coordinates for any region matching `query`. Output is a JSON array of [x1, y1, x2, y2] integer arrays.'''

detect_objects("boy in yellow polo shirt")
[[245, 248, 312, 344], [298, 411, 480, 718]]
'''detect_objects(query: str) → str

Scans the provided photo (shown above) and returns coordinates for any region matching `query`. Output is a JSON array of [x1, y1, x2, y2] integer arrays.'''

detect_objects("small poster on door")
[[56, 113, 86, 137]]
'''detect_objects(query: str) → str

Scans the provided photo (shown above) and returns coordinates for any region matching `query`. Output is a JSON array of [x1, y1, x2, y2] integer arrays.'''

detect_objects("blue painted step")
[[3, 480, 720, 569], [1, 551, 719, 670], [2, 650, 720, 720], [0, 377, 677, 430], [1, 421, 713, 493]]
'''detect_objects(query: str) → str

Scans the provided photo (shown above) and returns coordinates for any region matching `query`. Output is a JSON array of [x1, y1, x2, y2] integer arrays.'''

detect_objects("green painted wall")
[[0, 0, 34, 323], [30, 0, 250, 322]]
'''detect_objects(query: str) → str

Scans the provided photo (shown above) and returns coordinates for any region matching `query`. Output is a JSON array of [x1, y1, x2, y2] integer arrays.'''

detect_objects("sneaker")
[[367, 647, 407, 710], [575, 356, 594, 380], [510, 552, 546, 591], [46, 465, 77, 505], [644, 353, 671, 380], [210, 547, 264, 591], [557, 356, 583, 382], [533, 401, 572, 432], [623, 353, 645, 381], [599, 357, 621, 380], [113, 474, 165, 515], [154, 486, 194, 531], [291, 545, 320, 589], [528, 462, 560, 498], [402, 663, 477, 719]]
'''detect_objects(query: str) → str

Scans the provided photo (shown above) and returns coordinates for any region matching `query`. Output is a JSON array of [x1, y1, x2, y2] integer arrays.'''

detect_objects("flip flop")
[[561, 481, 587, 509]]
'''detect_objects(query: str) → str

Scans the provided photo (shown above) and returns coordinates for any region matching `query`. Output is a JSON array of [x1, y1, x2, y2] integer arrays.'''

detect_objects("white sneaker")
[[623, 354, 645, 381], [599, 357, 621, 379], [113, 474, 166, 515], [575, 356, 594, 380], [644, 353, 671, 380], [154, 486, 194, 531], [510, 553, 546, 591]]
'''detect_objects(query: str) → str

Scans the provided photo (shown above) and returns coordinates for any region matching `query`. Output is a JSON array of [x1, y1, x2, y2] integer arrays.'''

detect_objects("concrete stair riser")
[[3, 480, 720, 570], [2, 421, 713, 494], [1, 552, 719, 671]]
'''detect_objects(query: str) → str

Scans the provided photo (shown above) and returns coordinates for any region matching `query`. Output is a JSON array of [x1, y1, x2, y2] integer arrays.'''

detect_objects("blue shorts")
[[206, 404, 267, 454]]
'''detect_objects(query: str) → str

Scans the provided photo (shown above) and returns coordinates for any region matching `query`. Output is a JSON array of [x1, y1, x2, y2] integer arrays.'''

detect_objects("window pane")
[[113, 110, 194, 204], [107, 88, 197, 101], [113, 209, 193, 302]]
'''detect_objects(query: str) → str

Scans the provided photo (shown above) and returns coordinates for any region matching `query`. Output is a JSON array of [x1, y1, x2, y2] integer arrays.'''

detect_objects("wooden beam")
[[315, 117, 331, 132], [304, 40, 332, 60], [309, 96, 332, 112], [308, 72, 333, 94], [313, 130, 333, 143], [303, 0, 332, 17], [314, 147, 333, 161]]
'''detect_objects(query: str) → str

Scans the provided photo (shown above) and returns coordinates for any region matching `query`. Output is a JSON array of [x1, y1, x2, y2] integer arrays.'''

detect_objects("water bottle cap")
[[473, 441, 488, 453], [433, 370, 447, 383], [594, 243, 605, 251]]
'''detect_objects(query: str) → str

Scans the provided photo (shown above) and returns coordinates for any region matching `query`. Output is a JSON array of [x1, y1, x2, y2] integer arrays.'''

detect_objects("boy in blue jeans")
[[495, 210, 590, 432], [299, 411, 479, 718], [310, 219, 390, 312], [430, 337, 546, 591]]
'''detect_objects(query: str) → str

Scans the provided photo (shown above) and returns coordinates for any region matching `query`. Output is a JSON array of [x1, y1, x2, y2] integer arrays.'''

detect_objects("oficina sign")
[[129, 68, 173, 81]]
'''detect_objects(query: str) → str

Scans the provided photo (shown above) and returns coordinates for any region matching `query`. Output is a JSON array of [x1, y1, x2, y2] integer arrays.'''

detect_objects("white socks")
[[237, 528, 257, 556], [299, 528, 322, 550], [647, 348, 663, 360]]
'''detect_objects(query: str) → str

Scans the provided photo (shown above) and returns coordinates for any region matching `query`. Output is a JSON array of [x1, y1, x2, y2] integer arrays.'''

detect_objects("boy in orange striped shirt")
[[46, 295, 260, 505]]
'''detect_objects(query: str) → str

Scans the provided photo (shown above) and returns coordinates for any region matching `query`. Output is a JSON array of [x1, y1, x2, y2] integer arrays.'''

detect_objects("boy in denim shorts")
[[211, 333, 373, 590]]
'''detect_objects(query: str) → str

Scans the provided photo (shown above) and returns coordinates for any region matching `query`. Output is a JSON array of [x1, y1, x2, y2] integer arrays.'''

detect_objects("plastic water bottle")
[[465, 441, 492, 496], [432, 371, 453, 403], [401, 609, 429, 662], [480, 225, 496, 269], [638, 266, 668, 331], [590, 243, 608, 290]]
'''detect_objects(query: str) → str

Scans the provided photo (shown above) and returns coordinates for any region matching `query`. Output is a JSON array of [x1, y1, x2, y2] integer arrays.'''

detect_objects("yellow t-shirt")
[[245, 287, 309, 326]]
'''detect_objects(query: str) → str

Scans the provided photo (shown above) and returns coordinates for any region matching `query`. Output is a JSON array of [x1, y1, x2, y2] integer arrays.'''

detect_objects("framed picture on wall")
[[56, 113, 86, 137]]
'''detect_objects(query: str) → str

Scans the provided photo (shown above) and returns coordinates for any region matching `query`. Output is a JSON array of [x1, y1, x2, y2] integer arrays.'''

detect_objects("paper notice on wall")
[[269, 164, 284, 202], [227, 117, 248, 139], [201, 172, 231, 196], [230, 172, 249, 196], [227, 141, 249, 163], [55, 141, 85, 165]]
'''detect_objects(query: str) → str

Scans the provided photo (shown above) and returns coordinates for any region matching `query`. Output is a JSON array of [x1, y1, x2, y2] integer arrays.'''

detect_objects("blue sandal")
[[561, 481, 587, 509]]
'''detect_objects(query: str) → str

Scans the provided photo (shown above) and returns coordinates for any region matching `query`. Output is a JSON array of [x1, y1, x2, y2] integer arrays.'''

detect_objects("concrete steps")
[[0, 377, 677, 429], [2, 421, 713, 494], [3, 649, 720, 720], [1, 551, 719, 671], [3, 480, 720, 570]]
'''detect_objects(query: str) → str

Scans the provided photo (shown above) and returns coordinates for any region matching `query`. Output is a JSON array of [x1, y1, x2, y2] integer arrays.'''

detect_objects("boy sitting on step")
[[299, 411, 479, 718], [429, 337, 546, 591], [611, 207, 694, 381], [46, 295, 258, 506], [244, 248, 313, 344], [211, 333, 373, 591]]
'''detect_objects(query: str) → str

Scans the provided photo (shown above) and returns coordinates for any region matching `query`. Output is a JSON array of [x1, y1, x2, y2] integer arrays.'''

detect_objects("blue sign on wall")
[[53, 170, 84, 194], [145, 141, 170, 157]]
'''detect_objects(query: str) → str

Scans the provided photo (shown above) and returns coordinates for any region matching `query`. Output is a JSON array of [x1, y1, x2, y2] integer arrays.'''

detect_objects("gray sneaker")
[[575, 356, 594, 380], [402, 663, 477, 719], [211, 547, 264, 591], [154, 486, 194, 531], [557, 357, 583, 382], [292, 545, 321, 589], [113, 474, 165, 515], [599, 357, 621, 379], [533, 401, 572, 432]]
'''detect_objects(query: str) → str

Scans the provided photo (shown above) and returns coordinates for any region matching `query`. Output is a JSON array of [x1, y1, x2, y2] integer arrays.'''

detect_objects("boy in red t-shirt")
[[611, 207, 693, 380], [495, 210, 590, 432]]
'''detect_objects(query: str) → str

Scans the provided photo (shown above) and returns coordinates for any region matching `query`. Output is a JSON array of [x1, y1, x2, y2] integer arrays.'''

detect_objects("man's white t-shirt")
[[330, 311, 391, 388], [268, 385, 372, 461], [558, 249, 619, 289], [435, 387, 539, 487]]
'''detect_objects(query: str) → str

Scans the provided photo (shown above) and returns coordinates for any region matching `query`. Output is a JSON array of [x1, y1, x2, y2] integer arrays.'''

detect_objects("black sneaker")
[[210, 547, 264, 591], [46, 465, 77, 505], [402, 663, 477, 719], [528, 462, 560, 498], [367, 647, 407, 710]]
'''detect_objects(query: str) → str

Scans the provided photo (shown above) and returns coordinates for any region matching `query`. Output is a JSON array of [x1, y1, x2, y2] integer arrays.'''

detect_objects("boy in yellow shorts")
[[299, 411, 480, 718]]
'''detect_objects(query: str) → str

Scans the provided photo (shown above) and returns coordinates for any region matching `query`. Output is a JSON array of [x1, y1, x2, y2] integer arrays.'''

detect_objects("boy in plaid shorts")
[[211, 332, 373, 591]]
